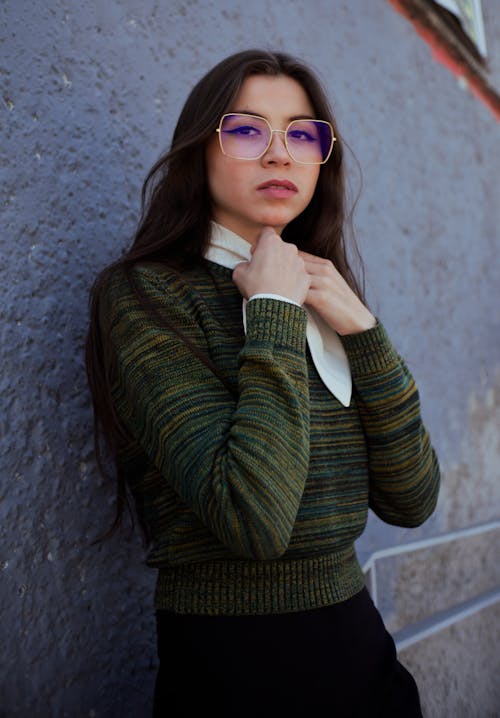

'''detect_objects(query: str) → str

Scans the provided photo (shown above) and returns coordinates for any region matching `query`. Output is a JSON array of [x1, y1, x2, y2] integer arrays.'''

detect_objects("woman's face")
[[206, 74, 321, 243]]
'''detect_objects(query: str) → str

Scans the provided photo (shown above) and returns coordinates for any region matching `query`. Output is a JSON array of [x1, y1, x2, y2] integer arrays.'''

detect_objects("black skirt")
[[153, 588, 422, 718]]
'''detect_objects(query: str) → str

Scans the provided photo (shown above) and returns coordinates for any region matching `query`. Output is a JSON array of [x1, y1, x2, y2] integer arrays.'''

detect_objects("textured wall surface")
[[1, 1, 499, 716]]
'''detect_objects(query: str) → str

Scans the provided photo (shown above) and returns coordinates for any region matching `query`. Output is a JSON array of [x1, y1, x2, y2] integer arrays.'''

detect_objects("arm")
[[102, 265, 311, 559], [342, 323, 440, 527], [297, 250, 439, 527]]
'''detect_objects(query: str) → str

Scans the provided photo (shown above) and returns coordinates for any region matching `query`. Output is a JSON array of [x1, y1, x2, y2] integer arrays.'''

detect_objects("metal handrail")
[[361, 520, 500, 649], [393, 585, 500, 651]]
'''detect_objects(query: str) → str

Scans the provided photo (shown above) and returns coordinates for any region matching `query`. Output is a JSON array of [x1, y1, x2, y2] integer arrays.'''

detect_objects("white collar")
[[206, 221, 352, 406], [206, 222, 253, 266]]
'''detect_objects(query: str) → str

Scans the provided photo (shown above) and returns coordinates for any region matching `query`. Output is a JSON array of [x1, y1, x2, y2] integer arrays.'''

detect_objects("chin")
[[258, 210, 297, 228]]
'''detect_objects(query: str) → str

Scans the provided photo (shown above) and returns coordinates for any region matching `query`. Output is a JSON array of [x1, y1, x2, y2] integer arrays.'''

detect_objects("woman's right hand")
[[232, 227, 310, 305]]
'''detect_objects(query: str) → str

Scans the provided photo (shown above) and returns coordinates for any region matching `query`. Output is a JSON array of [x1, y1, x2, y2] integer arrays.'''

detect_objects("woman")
[[86, 49, 440, 717]]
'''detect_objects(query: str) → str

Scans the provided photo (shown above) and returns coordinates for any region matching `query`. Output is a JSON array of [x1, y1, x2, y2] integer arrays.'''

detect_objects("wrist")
[[338, 312, 377, 336]]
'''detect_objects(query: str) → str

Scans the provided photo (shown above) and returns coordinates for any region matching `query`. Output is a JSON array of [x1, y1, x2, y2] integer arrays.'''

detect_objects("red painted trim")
[[388, 0, 500, 122]]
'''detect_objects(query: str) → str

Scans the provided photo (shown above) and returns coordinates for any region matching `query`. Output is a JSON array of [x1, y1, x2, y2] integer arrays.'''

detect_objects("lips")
[[257, 179, 298, 191]]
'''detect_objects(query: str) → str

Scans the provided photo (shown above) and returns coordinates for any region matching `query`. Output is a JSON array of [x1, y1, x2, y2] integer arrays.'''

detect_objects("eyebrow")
[[231, 109, 317, 121]]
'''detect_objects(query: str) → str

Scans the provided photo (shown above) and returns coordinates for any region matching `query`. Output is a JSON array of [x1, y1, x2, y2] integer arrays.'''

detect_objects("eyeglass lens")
[[219, 114, 333, 164]]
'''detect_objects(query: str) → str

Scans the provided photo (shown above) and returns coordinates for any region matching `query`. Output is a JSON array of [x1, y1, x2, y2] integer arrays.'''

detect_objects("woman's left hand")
[[298, 250, 376, 336]]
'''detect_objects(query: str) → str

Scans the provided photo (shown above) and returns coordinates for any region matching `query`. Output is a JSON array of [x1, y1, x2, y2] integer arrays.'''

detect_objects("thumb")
[[232, 260, 249, 279], [250, 226, 275, 253]]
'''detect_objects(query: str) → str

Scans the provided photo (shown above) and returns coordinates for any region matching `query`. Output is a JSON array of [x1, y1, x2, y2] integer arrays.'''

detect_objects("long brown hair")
[[86, 49, 364, 536]]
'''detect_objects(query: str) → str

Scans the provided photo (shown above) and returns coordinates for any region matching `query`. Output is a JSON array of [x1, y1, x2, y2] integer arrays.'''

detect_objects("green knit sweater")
[[101, 260, 440, 615]]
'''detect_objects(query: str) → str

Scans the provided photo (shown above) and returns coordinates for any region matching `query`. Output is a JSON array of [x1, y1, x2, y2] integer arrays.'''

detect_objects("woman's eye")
[[288, 130, 317, 142], [227, 125, 261, 136]]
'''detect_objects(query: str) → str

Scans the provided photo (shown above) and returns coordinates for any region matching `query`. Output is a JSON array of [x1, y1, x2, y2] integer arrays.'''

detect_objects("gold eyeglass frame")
[[215, 113, 336, 165]]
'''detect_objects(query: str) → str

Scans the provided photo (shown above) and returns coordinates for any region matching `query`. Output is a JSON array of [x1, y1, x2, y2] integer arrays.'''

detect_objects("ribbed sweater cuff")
[[340, 321, 399, 375], [245, 298, 307, 352]]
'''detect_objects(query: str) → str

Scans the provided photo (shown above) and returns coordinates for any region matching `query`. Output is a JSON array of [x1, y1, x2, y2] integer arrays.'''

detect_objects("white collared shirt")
[[205, 221, 352, 407]]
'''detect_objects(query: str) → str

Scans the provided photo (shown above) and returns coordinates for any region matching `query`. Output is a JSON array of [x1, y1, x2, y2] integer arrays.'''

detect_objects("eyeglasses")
[[215, 113, 336, 165]]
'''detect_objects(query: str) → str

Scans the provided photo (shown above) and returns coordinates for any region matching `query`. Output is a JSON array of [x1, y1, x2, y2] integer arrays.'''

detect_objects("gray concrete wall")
[[2, 1, 499, 716]]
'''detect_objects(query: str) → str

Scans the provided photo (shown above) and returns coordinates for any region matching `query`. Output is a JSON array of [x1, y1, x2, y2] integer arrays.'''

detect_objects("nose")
[[262, 130, 291, 165]]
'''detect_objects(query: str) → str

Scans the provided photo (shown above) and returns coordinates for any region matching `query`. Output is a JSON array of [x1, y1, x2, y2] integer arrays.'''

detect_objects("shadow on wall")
[[3, 53, 161, 716]]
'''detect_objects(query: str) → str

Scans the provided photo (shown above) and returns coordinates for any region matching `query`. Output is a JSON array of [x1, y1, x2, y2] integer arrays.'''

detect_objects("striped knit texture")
[[101, 261, 440, 615]]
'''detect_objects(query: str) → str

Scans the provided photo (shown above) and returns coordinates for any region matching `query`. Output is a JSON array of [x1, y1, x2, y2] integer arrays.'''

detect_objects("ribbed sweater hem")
[[154, 545, 365, 615]]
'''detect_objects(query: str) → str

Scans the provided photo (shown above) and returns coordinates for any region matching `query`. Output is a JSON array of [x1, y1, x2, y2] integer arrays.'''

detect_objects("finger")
[[302, 260, 337, 280], [300, 257, 324, 273], [302, 258, 342, 281], [297, 250, 328, 264], [256, 226, 280, 244], [251, 231, 279, 256], [298, 252, 337, 272], [232, 260, 250, 279], [305, 275, 336, 295]]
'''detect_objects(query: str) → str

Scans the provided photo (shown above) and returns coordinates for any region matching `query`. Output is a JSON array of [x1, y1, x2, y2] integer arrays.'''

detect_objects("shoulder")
[[96, 259, 229, 331], [99, 260, 212, 306]]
